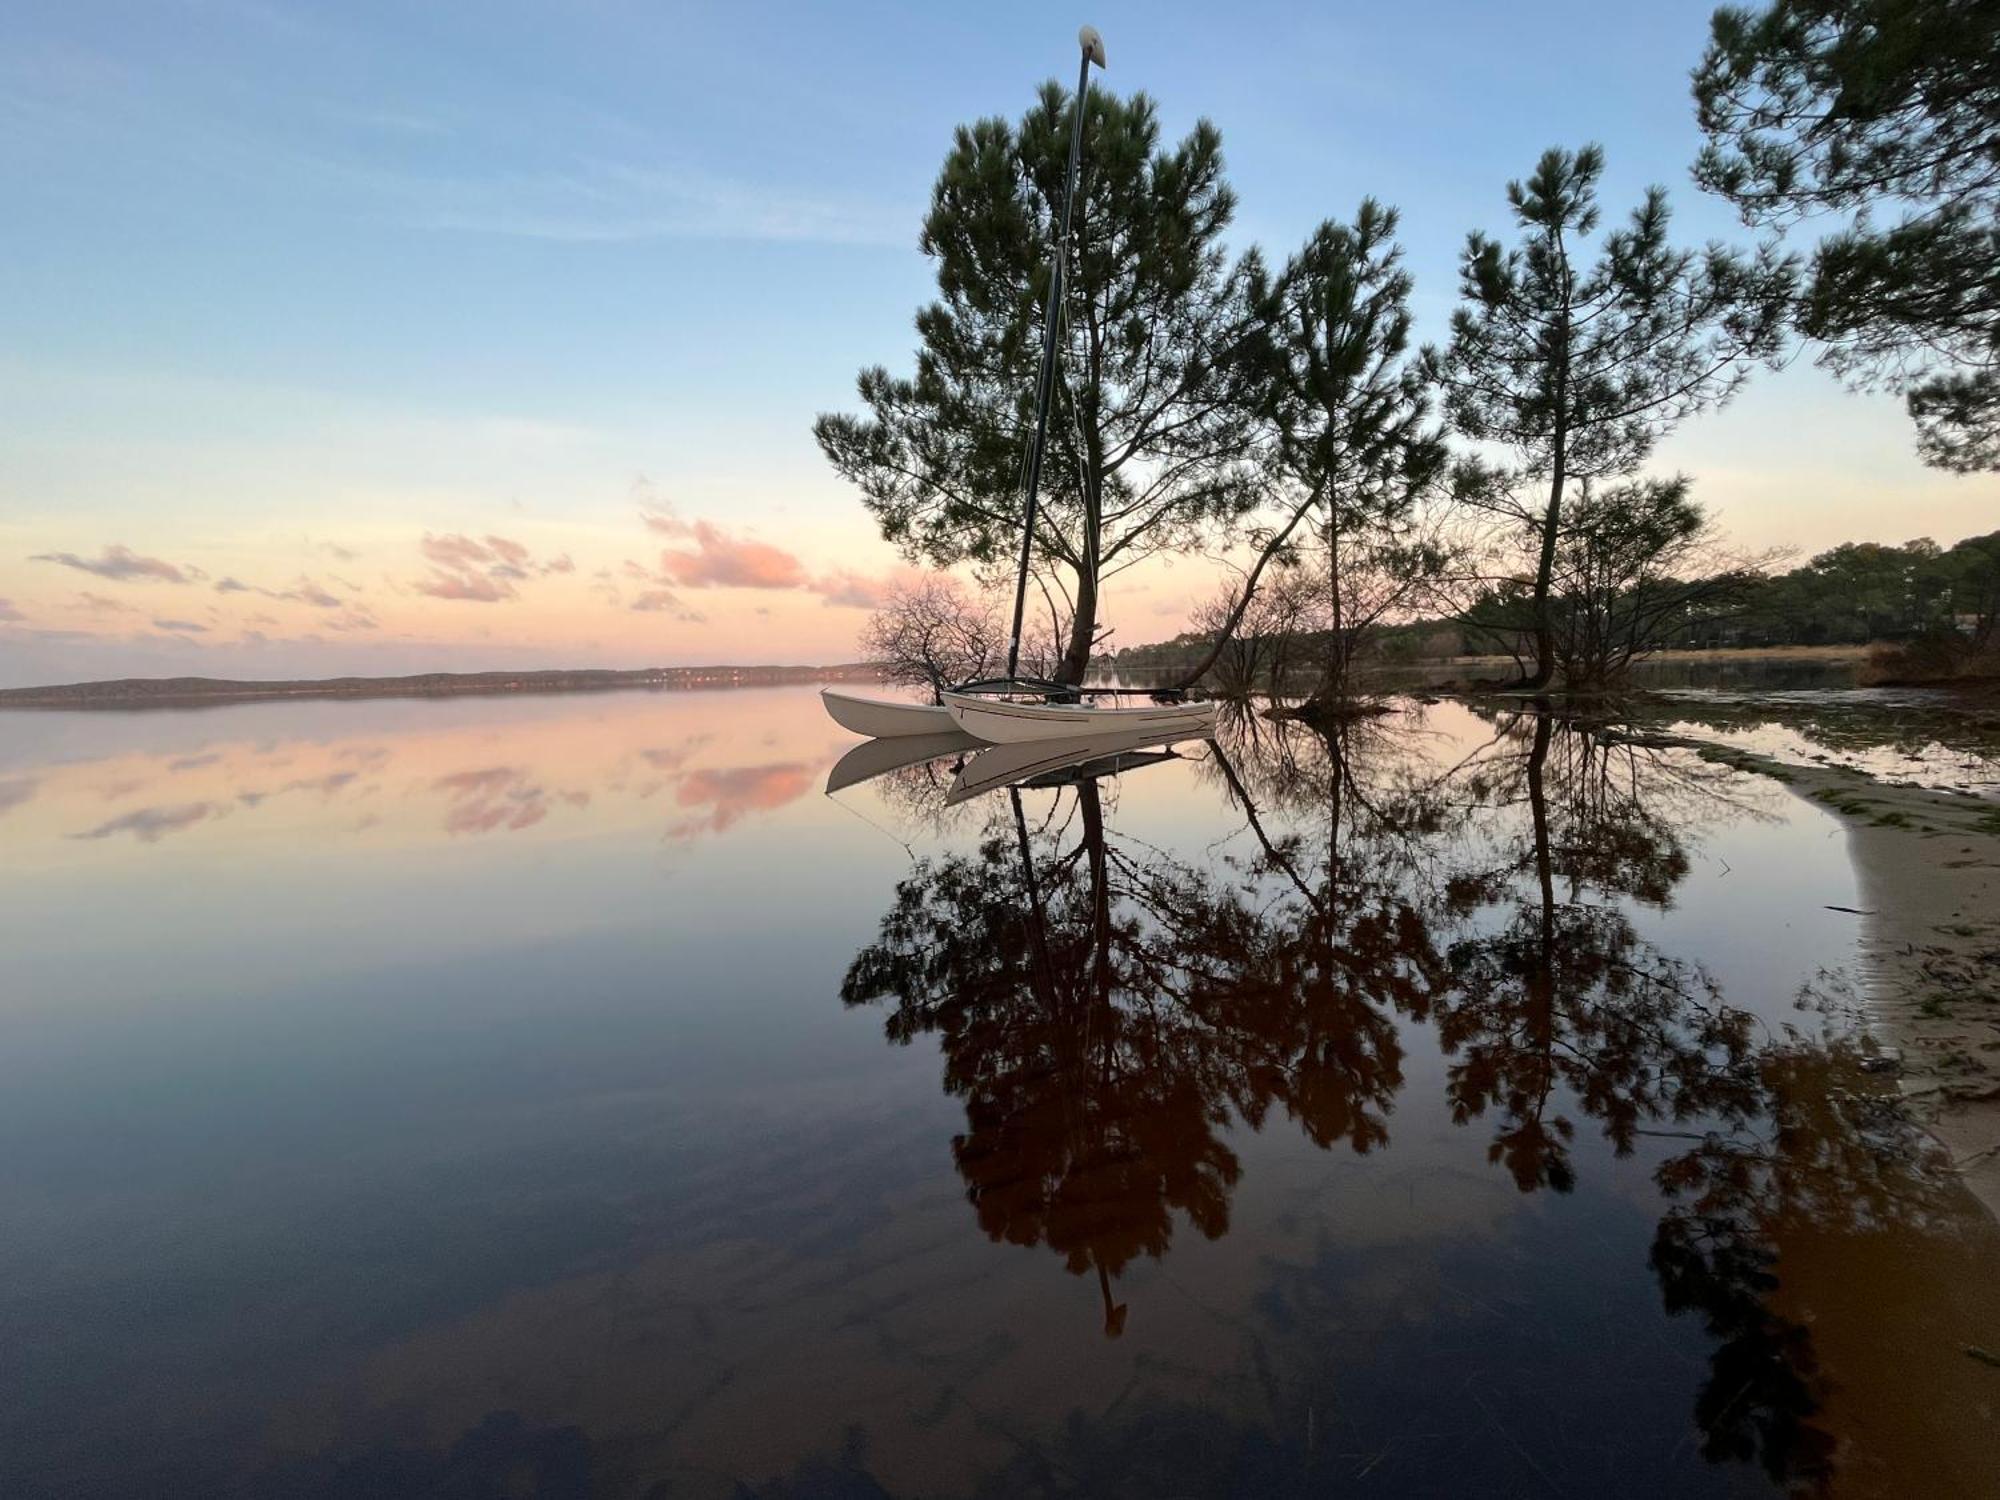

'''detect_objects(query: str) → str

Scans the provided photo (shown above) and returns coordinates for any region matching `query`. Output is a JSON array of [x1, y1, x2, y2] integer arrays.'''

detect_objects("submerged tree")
[[1693, 0, 2000, 471], [1542, 476, 1765, 688], [1173, 201, 1449, 696], [1186, 563, 1322, 699], [815, 83, 1265, 684], [1429, 146, 1793, 690]]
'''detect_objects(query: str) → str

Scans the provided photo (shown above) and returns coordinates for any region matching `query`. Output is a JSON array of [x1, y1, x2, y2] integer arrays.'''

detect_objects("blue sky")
[[1, 0, 1992, 684]]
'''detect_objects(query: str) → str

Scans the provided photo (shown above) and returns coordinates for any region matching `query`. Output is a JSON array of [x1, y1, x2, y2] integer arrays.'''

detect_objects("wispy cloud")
[[0, 598, 23, 623], [31, 544, 192, 584], [72, 801, 225, 844], [411, 531, 571, 603], [417, 570, 514, 603], [151, 617, 208, 634], [630, 587, 705, 622], [214, 573, 349, 608], [814, 570, 895, 610]]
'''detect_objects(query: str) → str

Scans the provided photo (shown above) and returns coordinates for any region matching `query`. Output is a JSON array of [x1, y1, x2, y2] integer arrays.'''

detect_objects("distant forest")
[[1108, 528, 2000, 672]]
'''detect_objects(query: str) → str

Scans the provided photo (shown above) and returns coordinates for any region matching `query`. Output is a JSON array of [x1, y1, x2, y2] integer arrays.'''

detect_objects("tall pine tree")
[[814, 83, 1264, 684], [1428, 146, 1792, 691], [1172, 202, 1445, 692]]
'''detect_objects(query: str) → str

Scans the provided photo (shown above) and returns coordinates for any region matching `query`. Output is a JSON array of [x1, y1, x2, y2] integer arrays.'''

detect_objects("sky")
[[2, 0, 1993, 687]]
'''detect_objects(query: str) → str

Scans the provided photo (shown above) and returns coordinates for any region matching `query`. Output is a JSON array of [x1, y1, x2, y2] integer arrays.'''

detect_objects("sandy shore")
[[1814, 774, 2000, 1217], [1689, 745, 2000, 1219]]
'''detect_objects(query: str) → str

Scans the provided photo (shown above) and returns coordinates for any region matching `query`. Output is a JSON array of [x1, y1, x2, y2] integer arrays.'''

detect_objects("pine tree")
[[1694, 0, 2000, 471], [814, 83, 1264, 684], [1428, 146, 1792, 691], [1259, 202, 1450, 703], [1171, 202, 1446, 693]]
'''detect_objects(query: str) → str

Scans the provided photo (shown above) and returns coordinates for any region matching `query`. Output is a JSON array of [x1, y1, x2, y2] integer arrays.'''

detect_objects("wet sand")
[[1816, 774, 2000, 1218], [1700, 747, 2000, 1220]]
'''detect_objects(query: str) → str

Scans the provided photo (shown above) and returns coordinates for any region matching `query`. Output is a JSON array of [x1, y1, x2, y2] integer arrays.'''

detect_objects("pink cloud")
[[0, 598, 23, 623], [484, 535, 532, 567], [32, 544, 190, 584], [665, 762, 813, 839], [421, 533, 500, 571], [416, 570, 514, 603], [411, 532, 570, 602], [432, 765, 549, 834], [814, 570, 895, 609], [659, 522, 809, 590]]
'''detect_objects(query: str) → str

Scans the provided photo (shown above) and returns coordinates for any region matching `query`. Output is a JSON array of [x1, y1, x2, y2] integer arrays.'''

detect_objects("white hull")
[[820, 688, 956, 738], [942, 691, 1217, 744]]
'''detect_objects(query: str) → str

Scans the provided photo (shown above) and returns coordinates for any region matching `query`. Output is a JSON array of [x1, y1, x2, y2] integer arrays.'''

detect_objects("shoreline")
[[0, 663, 884, 712], [1687, 743, 2000, 1220], [1818, 773, 2000, 1220]]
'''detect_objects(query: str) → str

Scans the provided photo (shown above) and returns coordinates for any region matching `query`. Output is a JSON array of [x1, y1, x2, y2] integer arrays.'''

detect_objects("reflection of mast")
[[1009, 783, 1127, 1338]]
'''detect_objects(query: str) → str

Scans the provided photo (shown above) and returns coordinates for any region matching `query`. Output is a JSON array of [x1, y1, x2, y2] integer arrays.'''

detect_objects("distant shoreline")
[[0, 662, 886, 711]]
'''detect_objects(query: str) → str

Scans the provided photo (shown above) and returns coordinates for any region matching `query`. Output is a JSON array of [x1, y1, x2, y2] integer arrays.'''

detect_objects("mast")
[[1004, 25, 1106, 682]]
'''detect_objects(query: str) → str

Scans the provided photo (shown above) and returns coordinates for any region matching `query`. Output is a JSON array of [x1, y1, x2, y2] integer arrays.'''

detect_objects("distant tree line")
[[1109, 528, 2000, 675]]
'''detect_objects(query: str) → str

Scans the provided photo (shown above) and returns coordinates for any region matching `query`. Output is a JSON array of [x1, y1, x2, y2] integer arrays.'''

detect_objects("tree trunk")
[[1060, 412, 1105, 688], [1059, 562, 1098, 685], [1523, 440, 1566, 692], [1317, 510, 1348, 703], [1523, 272, 1572, 694], [1168, 487, 1321, 691]]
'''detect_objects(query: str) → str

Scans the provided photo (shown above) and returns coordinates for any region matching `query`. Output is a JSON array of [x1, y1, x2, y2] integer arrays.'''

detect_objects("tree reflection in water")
[[839, 704, 1970, 1493]]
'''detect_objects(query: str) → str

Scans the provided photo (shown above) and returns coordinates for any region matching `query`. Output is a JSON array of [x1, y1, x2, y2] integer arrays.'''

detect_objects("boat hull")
[[942, 691, 1217, 744], [820, 688, 957, 738]]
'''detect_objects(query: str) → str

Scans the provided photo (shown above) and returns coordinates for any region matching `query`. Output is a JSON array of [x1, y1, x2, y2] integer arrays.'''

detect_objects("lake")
[[2, 685, 1995, 1498]]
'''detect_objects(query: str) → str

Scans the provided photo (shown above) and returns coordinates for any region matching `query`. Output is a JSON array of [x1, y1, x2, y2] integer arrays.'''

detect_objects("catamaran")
[[823, 25, 1216, 745]]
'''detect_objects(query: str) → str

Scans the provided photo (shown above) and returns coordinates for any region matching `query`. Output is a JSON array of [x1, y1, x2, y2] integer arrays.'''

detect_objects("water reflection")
[[2, 687, 1995, 1498], [839, 702, 1989, 1493]]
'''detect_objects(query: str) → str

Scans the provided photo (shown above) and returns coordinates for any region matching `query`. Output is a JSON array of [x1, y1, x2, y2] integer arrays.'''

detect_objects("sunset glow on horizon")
[[4, 0, 1994, 689]]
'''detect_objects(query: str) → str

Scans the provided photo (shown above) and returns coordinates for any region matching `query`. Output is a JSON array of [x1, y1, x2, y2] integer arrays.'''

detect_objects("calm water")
[[2, 686, 1995, 1499]]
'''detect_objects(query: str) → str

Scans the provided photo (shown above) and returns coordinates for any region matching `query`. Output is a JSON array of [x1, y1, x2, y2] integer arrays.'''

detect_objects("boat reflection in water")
[[833, 705, 1996, 1495]]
